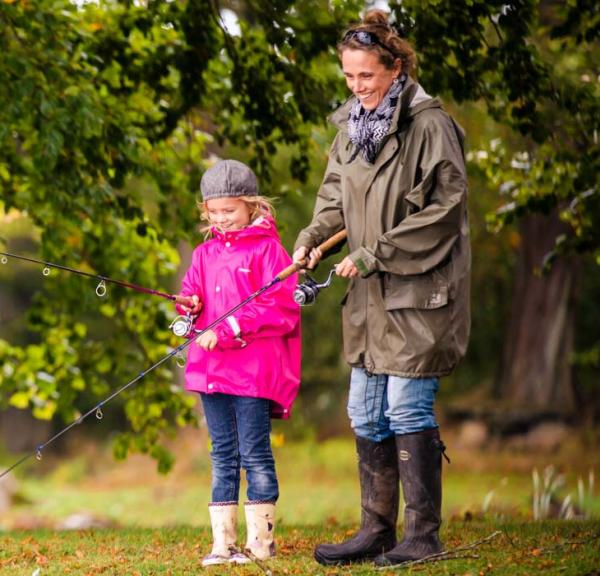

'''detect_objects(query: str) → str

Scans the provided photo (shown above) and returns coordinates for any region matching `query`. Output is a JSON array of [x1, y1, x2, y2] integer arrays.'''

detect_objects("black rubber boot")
[[374, 428, 448, 566], [314, 436, 398, 566]]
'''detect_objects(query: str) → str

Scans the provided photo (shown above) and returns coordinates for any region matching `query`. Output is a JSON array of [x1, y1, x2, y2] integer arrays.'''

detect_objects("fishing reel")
[[169, 313, 196, 338], [293, 268, 337, 306]]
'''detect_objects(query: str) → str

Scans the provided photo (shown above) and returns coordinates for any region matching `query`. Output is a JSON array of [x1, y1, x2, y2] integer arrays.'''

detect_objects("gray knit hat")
[[200, 159, 259, 201]]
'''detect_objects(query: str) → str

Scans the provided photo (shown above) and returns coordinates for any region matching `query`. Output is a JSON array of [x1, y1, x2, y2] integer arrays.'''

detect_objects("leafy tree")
[[0, 0, 362, 470], [393, 0, 599, 416], [2, 0, 597, 476]]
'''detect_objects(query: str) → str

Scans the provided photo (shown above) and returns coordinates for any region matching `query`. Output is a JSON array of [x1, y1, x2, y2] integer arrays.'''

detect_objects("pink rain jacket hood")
[[178, 215, 301, 418]]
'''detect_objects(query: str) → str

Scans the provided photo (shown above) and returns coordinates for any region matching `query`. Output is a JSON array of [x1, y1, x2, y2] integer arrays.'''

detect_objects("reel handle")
[[276, 229, 347, 282]]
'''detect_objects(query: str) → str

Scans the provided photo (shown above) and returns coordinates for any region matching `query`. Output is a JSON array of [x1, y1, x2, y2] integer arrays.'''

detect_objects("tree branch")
[[376, 530, 504, 570]]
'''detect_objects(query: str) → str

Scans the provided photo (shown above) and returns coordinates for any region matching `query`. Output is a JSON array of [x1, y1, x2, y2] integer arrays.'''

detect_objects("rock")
[[56, 511, 116, 530], [12, 514, 51, 530], [0, 473, 17, 514], [525, 422, 570, 452], [456, 420, 489, 450], [0, 408, 51, 452]]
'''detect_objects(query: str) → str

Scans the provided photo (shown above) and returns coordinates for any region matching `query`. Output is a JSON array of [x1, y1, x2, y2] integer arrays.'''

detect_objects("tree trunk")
[[497, 210, 581, 415], [0, 407, 51, 453]]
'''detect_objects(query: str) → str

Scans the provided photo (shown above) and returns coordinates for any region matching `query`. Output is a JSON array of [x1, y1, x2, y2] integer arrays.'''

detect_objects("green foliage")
[[0, 0, 220, 471], [393, 1, 599, 400], [202, 0, 362, 181], [469, 140, 599, 269], [394, 0, 599, 263], [1, 0, 598, 470], [0, 0, 360, 470]]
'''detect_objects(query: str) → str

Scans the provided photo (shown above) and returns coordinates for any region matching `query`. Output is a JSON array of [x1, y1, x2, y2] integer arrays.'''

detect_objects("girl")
[[176, 159, 301, 566]]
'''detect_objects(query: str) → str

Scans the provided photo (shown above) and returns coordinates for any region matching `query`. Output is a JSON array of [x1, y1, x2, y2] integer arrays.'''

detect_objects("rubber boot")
[[201, 503, 238, 566], [375, 428, 448, 566], [314, 436, 399, 565], [244, 502, 276, 560]]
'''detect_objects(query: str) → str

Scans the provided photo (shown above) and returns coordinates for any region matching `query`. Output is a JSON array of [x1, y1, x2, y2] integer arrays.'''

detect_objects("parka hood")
[[328, 76, 442, 135]]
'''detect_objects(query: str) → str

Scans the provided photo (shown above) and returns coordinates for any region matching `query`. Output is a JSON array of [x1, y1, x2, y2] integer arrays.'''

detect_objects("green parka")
[[295, 78, 471, 377]]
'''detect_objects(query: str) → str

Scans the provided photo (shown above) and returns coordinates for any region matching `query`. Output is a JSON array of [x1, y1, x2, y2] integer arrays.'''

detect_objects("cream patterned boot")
[[244, 502, 276, 560], [201, 503, 238, 566]]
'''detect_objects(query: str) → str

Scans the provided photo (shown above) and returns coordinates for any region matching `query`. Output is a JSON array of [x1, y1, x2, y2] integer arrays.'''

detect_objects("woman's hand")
[[335, 256, 359, 278], [175, 294, 202, 315], [292, 246, 323, 270], [196, 329, 218, 351]]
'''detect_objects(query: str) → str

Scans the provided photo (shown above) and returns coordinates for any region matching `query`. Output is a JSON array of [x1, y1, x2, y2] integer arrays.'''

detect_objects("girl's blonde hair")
[[198, 195, 277, 234]]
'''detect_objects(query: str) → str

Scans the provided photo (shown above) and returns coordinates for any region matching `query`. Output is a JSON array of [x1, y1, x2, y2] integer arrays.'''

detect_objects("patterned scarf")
[[347, 74, 406, 164]]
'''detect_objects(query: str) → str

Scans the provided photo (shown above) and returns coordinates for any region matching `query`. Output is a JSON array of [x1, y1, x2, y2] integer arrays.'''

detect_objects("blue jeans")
[[200, 393, 279, 504], [347, 368, 439, 441]]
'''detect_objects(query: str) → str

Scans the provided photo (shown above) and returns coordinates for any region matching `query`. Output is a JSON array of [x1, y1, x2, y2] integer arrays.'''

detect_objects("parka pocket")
[[383, 266, 450, 311]]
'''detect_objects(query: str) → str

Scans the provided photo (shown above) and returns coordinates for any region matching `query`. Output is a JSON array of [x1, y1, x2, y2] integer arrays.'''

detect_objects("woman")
[[293, 9, 470, 567]]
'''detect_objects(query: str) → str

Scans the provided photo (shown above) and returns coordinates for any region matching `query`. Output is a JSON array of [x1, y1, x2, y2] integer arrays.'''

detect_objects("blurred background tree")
[[0, 0, 598, 472], [392, 0, 599, 423]]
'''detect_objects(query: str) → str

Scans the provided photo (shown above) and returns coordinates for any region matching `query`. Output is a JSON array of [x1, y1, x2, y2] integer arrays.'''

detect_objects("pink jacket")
[[178, 215, 301, 418]]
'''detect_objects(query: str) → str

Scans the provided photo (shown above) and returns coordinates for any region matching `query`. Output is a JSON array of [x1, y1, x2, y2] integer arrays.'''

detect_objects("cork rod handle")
[[276, 229, 348, 282]]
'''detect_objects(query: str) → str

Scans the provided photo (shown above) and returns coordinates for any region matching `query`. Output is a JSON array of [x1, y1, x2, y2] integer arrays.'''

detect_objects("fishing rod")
[[0, 250, 177, 301], [0, 229, 347, 480]]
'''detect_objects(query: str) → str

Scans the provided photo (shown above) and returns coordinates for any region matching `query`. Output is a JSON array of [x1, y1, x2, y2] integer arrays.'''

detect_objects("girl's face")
[[206, 197, 252, 232], [341, 49, 401, 111]]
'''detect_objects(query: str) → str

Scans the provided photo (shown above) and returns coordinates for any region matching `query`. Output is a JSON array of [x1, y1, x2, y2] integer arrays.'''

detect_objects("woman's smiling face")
[[341, 48, 401, 111]]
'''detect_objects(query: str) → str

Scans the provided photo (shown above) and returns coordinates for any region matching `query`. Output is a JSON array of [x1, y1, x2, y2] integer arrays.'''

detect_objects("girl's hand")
[[335, 256, 359, 278], [293, 246, 322, 270], [175, 294, 202, 315], [196, 329, 218, 351]]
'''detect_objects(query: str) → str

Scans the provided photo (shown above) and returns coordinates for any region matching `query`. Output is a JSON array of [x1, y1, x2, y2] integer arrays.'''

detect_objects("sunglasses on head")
[[342, 30, 396, 58]]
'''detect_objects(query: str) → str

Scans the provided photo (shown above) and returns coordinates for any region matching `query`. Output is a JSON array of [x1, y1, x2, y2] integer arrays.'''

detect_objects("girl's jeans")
[[200, 393, 279, 504], [347, 367, 439, 441]]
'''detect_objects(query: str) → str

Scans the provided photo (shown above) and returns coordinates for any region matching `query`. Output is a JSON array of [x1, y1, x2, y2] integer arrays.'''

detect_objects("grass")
[[1, 430, 599, 574], [0, 521, 599, 575]]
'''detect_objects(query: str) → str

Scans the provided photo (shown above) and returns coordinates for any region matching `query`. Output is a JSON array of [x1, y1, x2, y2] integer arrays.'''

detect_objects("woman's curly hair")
[[338, 9, 417, 77]]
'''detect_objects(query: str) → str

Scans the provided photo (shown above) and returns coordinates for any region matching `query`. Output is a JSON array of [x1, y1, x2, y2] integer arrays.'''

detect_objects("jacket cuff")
[[293, 232, 319, 253], [175, 296, 192, 316], [349, 247, 378, 277], [214, 318, 247, 349], [226, 315, 241, 337]]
